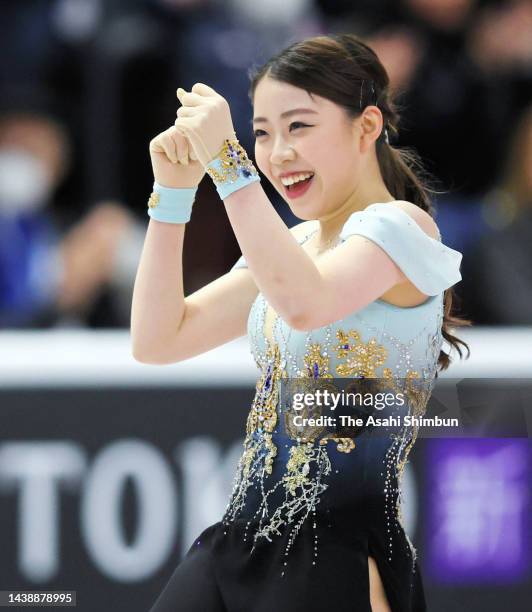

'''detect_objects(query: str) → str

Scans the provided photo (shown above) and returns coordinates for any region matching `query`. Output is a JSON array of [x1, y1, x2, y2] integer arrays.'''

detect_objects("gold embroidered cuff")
[[205, 137, 261, 199], [147, 192, 160, 208]]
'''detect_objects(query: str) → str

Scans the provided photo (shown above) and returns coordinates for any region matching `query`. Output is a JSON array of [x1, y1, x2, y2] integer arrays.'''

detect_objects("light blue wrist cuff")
[[147, 182, 198, 224], [205, 138, 260, 200]]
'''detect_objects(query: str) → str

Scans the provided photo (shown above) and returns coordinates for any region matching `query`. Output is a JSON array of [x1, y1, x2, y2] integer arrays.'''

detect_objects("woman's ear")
[[359, 106, 384, 151]]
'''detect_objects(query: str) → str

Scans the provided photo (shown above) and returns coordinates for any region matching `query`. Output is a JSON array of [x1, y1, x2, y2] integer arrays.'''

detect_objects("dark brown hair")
[[248, 33, 471, 373]]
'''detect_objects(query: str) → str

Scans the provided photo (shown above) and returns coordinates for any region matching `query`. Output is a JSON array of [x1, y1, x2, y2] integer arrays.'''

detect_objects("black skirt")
[[148, 433, 427, 612]]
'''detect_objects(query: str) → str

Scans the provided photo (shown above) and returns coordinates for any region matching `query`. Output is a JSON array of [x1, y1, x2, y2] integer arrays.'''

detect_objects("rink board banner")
[[0, 380, 531, 612]]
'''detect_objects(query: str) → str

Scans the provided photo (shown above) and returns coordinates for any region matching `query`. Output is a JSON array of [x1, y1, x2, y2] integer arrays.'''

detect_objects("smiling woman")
[[136, 32, 471, 612]]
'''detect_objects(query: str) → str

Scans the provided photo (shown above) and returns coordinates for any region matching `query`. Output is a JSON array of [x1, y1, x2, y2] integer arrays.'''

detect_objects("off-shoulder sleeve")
[[339, 203, 463, 295]]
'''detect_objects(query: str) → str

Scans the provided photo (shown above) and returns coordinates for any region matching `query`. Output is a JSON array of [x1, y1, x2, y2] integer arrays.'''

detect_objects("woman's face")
[[252, 76, 364, 220]]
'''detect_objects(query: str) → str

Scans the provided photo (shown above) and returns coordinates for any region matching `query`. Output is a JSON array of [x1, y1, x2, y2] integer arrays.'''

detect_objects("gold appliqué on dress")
[[334, 330, 388, 377], [251, 440, 331, 560], [283, 343, 334, 445], [245, 342, 285, 474], [319, 436, 356, 453], [285, 342, 360, 454], [222, 341, 286, 525], [303, 343, 333, 379], [222, 260, 444, 577]]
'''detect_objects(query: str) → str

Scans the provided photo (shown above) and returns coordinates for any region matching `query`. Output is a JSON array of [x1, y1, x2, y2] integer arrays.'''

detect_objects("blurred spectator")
[[355, 0, 532, 328], [467, 0, 532, 76], [2, 0, 530, 328], [81, 0, 323, 295], [0, 109, 145, 328], [365, 0, 503, 198], [460, 103, 532, 324]]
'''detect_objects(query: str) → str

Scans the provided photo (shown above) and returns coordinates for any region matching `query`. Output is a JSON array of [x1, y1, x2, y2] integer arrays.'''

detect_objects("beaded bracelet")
[[205, 137, 260, 200], [147, 181, 198, 224]]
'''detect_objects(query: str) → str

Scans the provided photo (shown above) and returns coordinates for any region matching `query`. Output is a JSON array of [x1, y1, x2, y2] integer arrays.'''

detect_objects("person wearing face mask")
[[0, 110, 146, 328], [133, 34, 471, 612], [0, 112, 67, 327]]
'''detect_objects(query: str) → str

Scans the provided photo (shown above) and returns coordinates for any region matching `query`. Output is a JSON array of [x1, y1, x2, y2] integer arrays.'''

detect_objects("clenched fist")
[[174, 83, 236, 167], [149, 125, 205, 189]]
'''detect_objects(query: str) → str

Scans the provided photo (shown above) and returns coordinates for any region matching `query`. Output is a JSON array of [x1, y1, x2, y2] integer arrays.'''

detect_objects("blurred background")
[[0, 0, 531, 610], [1, 0, 531, 328]]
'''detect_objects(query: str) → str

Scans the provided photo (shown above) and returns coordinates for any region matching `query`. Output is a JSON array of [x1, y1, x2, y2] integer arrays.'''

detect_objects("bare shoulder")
[[289, 219, 319, 240], [388, 200, 440, 240]]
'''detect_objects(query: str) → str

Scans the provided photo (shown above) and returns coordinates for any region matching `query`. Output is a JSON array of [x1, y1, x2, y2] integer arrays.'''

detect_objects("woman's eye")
[[253, 122, 311, 138], [289, 121, 310, 131]]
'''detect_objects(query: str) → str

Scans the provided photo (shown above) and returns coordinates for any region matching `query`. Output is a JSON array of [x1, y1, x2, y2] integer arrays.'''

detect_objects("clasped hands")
[[174, 83, 237, 169]]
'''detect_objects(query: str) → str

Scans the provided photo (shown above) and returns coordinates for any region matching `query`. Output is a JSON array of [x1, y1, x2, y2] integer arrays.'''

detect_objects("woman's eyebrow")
[[252, 108, 318, 124]]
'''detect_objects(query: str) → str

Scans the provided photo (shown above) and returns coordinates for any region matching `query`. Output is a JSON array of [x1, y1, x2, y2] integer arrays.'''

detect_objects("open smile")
[[282, 174, 315, 199]]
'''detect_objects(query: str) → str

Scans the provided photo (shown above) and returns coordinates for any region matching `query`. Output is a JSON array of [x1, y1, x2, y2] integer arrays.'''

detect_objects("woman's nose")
[[269, 138, 295, 165]]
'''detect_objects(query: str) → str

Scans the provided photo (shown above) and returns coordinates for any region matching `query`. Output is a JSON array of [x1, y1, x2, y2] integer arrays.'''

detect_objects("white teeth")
[[281, 172, 314, 186]]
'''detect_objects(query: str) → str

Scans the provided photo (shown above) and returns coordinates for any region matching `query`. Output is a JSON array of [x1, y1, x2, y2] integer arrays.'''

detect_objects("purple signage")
[[427, 439, 530, 583]]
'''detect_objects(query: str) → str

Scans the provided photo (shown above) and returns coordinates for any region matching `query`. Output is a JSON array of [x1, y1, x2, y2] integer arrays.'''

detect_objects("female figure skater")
[[132, 34, 470, 612]]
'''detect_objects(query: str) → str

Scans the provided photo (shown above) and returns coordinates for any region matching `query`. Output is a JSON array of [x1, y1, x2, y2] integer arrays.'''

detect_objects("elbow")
[[131, 340, 178, 365], [132, 350, 176, 365], [283, 280, 327, 331], [286, 293, 333, 331], [131, 345, 159, 364], [131, 333, 151, 363], [131, 314, 186, 364], [132, 350, 156, 365], [286, 309, 315, 332]]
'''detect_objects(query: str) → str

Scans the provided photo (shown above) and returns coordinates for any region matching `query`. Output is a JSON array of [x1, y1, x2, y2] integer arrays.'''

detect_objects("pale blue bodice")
[[222, 203, 463, 571], [232, 203, 462, 384]]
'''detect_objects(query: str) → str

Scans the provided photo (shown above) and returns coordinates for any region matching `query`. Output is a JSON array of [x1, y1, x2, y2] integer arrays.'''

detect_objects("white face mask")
[[0, 148, 51, 216]]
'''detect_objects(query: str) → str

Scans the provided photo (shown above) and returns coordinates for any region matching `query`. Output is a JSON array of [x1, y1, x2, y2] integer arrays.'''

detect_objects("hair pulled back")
[[248, 34, 471, 373]]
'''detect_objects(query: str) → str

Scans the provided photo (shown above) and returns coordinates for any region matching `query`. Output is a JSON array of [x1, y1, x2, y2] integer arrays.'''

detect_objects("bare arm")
[[130, 218, 188, 363], [223, 182, 320, 328], [131, 216, 314, 364], [131, 118, 271, 364], [131, 216, 258, 363], [133, 110, 263, 364], [224, 185, 442, 331]]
